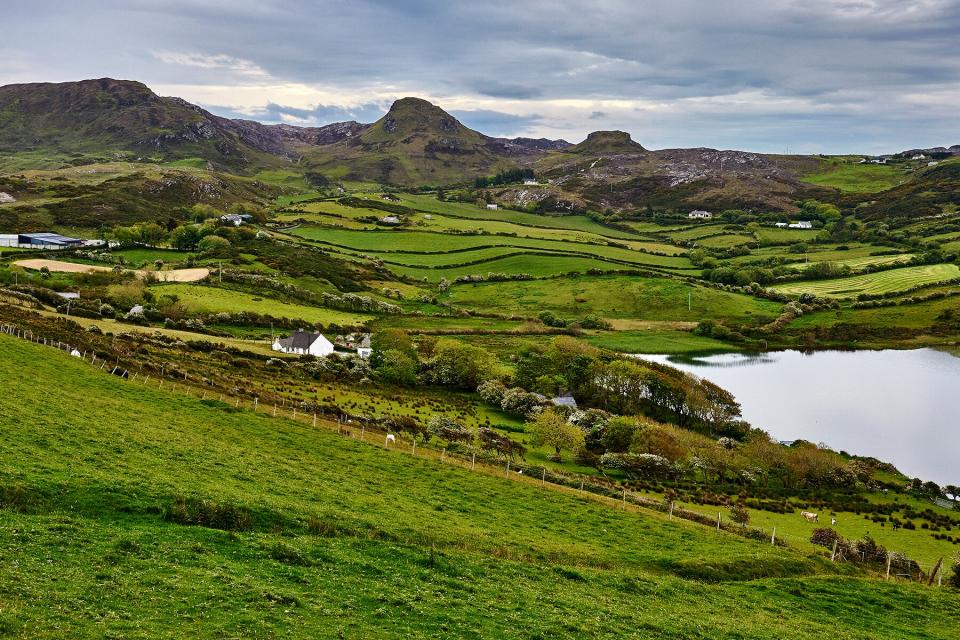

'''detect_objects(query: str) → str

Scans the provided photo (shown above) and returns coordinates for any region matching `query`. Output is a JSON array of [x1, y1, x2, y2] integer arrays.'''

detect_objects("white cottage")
[[272, 329, 334, 356]]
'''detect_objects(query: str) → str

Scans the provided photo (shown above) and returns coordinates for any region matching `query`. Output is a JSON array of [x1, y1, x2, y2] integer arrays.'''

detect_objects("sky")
[[3, 0, 959, 154]]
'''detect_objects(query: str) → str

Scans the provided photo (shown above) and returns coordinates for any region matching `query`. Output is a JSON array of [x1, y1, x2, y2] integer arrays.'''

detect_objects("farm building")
[[485, 203, 498, 210], [272, 329, 334, 356], [687, 210, 713, 220], [356, 335, 372, 358], [16, 233, 84, 249], [551, 395, 578, 409], [788, 221, 813, 229], [220, 213, 252, 226], [380, 215, 402, 225]]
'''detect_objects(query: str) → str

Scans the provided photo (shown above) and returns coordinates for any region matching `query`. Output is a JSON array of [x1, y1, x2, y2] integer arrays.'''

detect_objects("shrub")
[[729, 503, 750, 527], [164, 496, 254, 531]]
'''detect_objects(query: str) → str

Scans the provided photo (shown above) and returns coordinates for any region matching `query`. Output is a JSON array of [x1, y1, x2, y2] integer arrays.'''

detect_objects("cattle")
[[385, 434, 396, 446], [801, 511, 819, 523]]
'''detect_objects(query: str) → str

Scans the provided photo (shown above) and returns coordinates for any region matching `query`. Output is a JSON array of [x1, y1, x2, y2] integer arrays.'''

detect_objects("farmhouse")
[[220, 213, 252, 226], [789, 221, 813, 229], [356, 335, 372, 358], [380, 215, 402, 225], [774, 222, 788, 228], [523, 179, 539, 185], [551, 395, 578, 409], [272, 329, 334, 356], [485, 203, 498, 210], [687, 210, 713, 220]]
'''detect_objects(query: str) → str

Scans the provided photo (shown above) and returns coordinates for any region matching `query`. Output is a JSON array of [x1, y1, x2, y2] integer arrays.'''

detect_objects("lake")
[[640, 349, 960, 486]]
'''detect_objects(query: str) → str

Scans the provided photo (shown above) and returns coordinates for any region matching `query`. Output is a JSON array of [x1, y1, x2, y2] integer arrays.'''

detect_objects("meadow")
[[801, 160, 906, 193], [1, 334, 957, 638], [772, 264, 960, 298], [150, 283, 373, 326]]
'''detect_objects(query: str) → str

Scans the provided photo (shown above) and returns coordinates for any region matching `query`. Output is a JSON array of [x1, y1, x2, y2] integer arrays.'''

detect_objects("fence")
[[0, 321, 949, 586]]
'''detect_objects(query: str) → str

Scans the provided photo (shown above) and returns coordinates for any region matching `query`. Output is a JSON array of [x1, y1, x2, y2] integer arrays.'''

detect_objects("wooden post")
[[670, 501, 675, 520], [622, 487, 627, 509], [273, 405, 277, 417], [471, 453, 475, 470], [928, 557, 943, 587], [360, 424, 365, 440], [506, 459, 510, 476], [772, 527, 777, 546], [313, 413, 317, 427], [235, 397, 240, 408], [579, 479, 584, 494], [412, 438, 416, 455], [541, 468, 546, 486], [201, 391, 206, 400], [717, 512, 721, 531], [886, 553, 892, 580], [441, 449, 446, 462], [293, 407, 297, 419], [831, 539, 838, 561]]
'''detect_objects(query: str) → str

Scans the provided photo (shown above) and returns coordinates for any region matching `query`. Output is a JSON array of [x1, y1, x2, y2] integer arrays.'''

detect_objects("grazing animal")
[[831, 517, 837, 526], [385, 434, 396, 446], [801, 511, 819, 523]]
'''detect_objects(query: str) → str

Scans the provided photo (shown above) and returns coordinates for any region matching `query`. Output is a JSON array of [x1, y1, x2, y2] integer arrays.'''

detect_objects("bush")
[[729, 503, 750, 527], [164, 496, 254, 531]]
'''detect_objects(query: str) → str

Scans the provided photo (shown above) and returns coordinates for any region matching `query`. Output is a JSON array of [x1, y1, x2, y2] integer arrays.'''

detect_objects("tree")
[[169, 225, 203, 250], [729, 503, 750, 527], [600, 416, 638, 453], [426, 339, 498, 390], [197, 234, 231, 255], [377, 349, 418, 386], [370, 329, 417, 368], [528, 408, 584, 461]]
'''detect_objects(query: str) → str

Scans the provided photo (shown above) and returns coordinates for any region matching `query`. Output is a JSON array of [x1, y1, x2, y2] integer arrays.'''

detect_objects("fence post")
[[441, 449, 446, 462], [313, 413, 317, 427], [717, 512, 721, 531], [360, 424, 365, 440], [542, 468, 546, 486], [293, 407, 297, 419], [886, 552, 892, 579], [669, 501, 675, 520], [580, 479, 584, 494], [771, 527, 777, 546], [254, 397, 258, 411], [471, 453, 475, 470], [622, 486, 627, 509], [235, 397, 240, 408], [412, 438, 416, 455], [831, 539, 838, 561], [273, 405, 277, 417]]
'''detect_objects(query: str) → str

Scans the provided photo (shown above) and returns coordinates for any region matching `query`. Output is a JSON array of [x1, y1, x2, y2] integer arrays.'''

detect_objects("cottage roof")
[[278, 329, 323, 350]]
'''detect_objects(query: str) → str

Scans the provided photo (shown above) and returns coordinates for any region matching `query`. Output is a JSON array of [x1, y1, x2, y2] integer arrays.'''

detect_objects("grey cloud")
[[1, 0, 959, 152], [450, 109, 542, 136], [589, 111, 606, 120]]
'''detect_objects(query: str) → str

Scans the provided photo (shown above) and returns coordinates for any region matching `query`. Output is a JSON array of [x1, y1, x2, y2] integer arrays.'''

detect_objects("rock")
[[0, 192, 15, 204]]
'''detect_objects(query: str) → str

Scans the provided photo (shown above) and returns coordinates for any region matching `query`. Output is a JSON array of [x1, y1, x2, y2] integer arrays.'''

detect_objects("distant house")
[[687, 210, 713, 220], [17, 232, 83, 249], [485, 203, 498, 210], [911, 154, 926, 160], [55, 292, 80, 300], [551, 395, 578, 409], [869, 156, 887, 164], [928, 161, 939, 167], [380, 215, 402, 225], [220, 213, 253, 226], [272, 329, 334, 357], [788, 221, 813, 229], [356, 335, 372, 358], [523, 179, 539, 186], [774, 222, 788, 228]]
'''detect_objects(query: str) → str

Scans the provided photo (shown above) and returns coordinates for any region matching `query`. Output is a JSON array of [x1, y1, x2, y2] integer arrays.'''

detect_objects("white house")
[[485, 203, 498, 210], [380, 215, 402, 225], [523, 179, 539, 186], [687, 210, 713, 220], [774, 222, 788, 228], [220, 213, 252, 226], [272, 329, 334, 356], [788, 221, 813, 229], [928, 161, 940, 167], [356, 335, 372, 358]]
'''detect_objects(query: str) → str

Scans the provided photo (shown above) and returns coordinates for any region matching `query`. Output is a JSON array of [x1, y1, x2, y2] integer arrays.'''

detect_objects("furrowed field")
[[2, 335, 959, 639], [772, 264, 960, 298]]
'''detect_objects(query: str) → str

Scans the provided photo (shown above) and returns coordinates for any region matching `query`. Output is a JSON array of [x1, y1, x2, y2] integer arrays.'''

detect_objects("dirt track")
[[13, 259, 209, 282]]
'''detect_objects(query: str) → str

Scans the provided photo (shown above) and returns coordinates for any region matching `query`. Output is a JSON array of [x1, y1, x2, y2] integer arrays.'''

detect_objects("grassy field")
[[150, 283, 373, 326], [772, 264, 960, 298], [448, 275, 784, 323], [2, 334, 958, 638], [802, 160, 906, 193]]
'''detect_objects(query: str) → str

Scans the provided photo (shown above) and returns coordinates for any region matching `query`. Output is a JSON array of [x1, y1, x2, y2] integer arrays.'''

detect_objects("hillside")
[[1, 333, 958, 638]]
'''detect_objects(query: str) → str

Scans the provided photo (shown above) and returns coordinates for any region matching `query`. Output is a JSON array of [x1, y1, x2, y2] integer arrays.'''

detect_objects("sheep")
[[801, 511, 819, 523], [385, 434, 396, 446]]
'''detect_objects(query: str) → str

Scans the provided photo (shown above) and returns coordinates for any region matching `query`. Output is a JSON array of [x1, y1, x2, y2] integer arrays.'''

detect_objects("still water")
[[640, 349, 960, 486]]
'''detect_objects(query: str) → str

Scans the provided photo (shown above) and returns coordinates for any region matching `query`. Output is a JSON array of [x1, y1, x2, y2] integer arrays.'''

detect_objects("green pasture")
[[772, 264, 960, 298], [447, 275, 784, 323], [150, 283, 373, 325], [3, 335, 959, 638], [801, 160, 905, 193]]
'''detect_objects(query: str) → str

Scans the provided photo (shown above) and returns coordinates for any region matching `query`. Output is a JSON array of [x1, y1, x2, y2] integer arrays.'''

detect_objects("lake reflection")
[[639, 349, 960, 486]]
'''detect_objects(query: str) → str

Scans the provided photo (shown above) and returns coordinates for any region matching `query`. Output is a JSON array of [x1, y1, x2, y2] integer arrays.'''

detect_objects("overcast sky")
[[3, 1, 958, 153]]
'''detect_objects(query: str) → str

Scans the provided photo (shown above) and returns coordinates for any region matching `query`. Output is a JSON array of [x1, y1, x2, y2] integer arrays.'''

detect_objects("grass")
[[2, 334, 958, 638], [150, 283, 373, 326], [802, 160, 905, 193], [771, 264, 960, 298], [583, 329, 740, 354], [447, 274, 783, 323]]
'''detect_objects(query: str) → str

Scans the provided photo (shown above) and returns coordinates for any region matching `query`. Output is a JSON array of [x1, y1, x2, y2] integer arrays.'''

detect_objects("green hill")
[[1, 333, 957, 638]]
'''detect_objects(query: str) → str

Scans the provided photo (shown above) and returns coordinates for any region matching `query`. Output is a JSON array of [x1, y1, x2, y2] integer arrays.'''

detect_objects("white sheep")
[[385, 434, 396, 446]]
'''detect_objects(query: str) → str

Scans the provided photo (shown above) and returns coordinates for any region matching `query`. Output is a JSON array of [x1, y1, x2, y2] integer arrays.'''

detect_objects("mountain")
[[566, 130, 646, 154], [299, 97, 550, 184]]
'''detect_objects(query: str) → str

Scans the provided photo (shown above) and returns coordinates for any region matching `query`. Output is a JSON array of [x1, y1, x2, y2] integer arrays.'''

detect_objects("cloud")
[[450, 109, 543, 136], [2, 0, 959, 152], [589, 111, 606, 120]]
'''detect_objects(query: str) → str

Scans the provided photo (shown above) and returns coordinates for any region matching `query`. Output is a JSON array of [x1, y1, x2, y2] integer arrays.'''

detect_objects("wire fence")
[[0, 321, 950, 586]]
